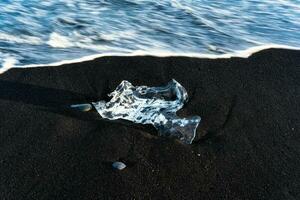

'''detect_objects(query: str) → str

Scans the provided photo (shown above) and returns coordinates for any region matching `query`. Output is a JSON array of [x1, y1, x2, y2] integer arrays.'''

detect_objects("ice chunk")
[[92, 79, 200, 144]]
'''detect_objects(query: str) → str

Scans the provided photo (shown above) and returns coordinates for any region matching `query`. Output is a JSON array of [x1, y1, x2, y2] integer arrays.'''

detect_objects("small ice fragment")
[[112, 161, 126, 170], [91, 79, 201, 144], [70, 103, 92, 112]]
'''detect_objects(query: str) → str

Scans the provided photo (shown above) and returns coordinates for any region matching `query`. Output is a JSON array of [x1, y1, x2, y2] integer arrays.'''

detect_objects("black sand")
[[0, 48, 299, 199]]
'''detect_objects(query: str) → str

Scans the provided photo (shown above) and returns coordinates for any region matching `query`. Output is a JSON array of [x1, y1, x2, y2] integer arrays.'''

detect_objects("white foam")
[[47, 31, 128, 51], [0, 57, 18, 74], [1, 44, 300, 74], [47, 32, 74, 48], [0, 32, 43, 45]]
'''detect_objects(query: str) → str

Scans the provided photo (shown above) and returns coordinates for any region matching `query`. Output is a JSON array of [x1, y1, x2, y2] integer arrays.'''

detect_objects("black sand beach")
[[0, 48, 299, 199]]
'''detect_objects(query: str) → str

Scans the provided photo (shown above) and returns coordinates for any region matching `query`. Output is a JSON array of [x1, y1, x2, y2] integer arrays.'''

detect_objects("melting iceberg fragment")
[[91, 79, 201, 144]]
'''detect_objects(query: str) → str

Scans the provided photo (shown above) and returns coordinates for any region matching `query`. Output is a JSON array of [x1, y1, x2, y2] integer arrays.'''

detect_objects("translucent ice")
[[91, 79, 201, 144]]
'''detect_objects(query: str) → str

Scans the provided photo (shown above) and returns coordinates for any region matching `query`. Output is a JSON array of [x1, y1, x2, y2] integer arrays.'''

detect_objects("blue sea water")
[[0, 0, 300, 69]]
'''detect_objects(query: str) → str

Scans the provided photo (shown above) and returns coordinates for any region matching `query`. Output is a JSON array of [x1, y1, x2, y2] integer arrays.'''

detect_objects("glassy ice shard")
[[91, 79, 201, 144]]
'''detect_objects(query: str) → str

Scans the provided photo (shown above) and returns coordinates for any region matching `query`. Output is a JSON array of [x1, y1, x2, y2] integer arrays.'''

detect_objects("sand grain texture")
[[0, 49, 299, 199]]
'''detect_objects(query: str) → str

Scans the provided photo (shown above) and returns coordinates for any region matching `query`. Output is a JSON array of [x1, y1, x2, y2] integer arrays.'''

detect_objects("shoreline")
[[1, 44, 300, 74], [0, 48, 299, 199]]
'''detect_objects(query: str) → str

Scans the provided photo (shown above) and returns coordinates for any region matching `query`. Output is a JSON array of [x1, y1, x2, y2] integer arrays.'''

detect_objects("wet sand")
[[0, 48, 299, 199]]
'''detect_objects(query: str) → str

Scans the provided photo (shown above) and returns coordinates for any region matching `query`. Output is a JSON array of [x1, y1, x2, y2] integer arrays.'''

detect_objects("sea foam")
[[47, 32, 74, 48], [1, 44, 299, 75], [0, 33, 42, 45]]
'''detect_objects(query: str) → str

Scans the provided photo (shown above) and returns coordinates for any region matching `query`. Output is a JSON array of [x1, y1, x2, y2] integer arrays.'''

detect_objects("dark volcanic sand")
[[0, 49, 299, 199]]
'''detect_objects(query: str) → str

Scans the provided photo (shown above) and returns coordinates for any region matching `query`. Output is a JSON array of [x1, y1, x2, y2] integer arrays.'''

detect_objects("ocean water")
[[0, 0, 300, 70]]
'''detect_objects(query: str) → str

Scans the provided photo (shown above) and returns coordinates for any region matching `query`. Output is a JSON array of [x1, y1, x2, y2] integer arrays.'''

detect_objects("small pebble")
[[112, 161, 126, 170], [70, 103, 92, 112]]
